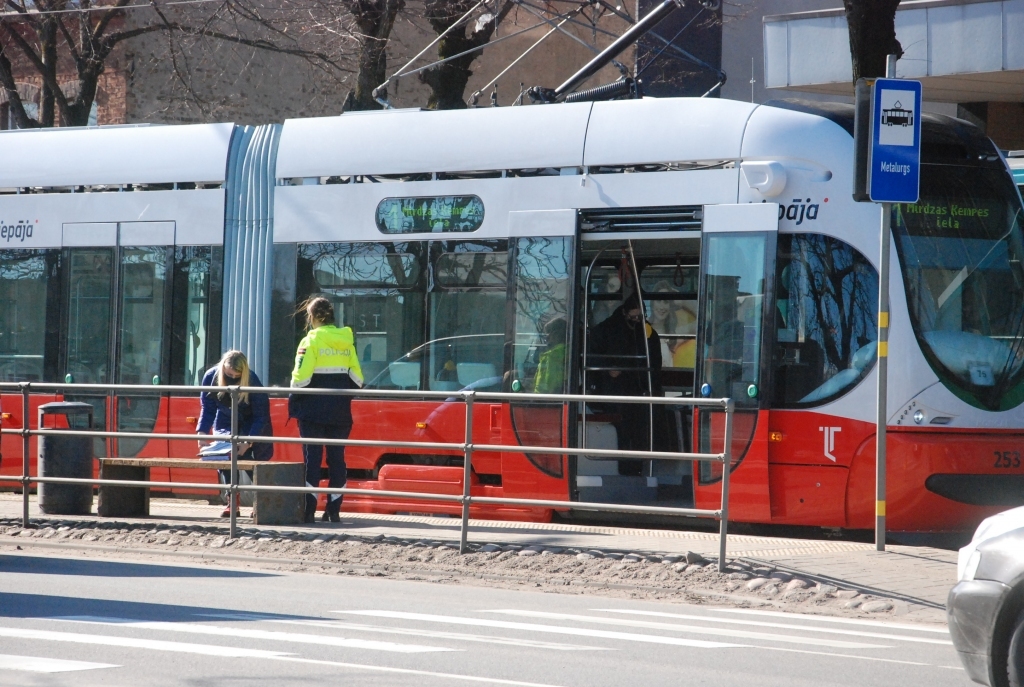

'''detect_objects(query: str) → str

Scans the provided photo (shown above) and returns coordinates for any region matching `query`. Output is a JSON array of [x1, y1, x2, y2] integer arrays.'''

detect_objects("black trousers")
[[298, 420, 349, 514]]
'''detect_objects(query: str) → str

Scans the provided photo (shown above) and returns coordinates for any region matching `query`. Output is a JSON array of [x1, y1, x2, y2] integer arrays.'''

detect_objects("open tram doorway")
[[574, 209, 703, 510]]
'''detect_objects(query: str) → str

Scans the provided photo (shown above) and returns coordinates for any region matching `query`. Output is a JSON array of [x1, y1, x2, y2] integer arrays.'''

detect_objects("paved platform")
[[0, 493, 956, 623]]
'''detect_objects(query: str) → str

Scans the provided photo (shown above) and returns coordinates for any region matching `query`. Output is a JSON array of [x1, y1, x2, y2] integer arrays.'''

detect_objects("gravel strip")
[[0, 517, 914, 620]]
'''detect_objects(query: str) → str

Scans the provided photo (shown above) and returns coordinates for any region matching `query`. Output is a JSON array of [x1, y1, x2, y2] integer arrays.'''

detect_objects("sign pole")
[[874, 53, 898, 552]]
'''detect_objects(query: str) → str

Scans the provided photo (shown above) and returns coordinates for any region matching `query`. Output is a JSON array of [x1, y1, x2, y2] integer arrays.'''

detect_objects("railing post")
[[459, 390, 475, 554], [21, 381, 30, 528], [718, 399, 734, 573], [229, 386, 239, 539]]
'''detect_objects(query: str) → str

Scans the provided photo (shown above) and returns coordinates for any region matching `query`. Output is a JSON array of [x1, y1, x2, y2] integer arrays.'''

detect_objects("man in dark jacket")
[[588, 295, 662, 474]]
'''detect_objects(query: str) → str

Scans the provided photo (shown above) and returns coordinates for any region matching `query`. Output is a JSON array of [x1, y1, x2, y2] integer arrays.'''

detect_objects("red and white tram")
[[1, 97, 1022, 533]]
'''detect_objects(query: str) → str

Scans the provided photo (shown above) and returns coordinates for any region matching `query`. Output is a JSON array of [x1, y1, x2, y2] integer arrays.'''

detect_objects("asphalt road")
[[0, 551, 966, 687]]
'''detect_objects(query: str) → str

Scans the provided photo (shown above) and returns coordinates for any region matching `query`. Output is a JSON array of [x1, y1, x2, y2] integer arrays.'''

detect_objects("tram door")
[[576, 208, 703, 508], [693, 204, 777, 498], [61, 222, 174, 458]]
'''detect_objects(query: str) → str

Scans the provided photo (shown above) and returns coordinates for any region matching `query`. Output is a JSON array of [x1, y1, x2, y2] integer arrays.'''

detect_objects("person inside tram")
[[196, 350, 273, 518], [588, 294, 663, 474], [648, 280, 698, 370], [533, 316, 567, 394], [289, 295, 363, 523]]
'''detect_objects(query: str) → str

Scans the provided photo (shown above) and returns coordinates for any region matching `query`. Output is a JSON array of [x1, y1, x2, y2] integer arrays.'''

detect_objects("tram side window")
[[170, 246, 223, 385], [511, 237, 572, 394], [640, 265, 699, 372], [428, 246, 508, 391], [298, 242, 426, 389], [0, 250, 55, 382], [771, 234, 879, 407]]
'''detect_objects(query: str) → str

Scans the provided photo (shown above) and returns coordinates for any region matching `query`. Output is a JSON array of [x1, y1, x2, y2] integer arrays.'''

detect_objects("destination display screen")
[[376, 195, 484, 234]]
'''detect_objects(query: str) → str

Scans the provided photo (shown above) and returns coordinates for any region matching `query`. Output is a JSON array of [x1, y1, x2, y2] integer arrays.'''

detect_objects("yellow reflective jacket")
[[288, 325, 363, 425]]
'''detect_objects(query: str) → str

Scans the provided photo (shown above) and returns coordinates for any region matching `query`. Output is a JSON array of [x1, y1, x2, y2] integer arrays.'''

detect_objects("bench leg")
[[253, 463, 304, 525], [98, 465, 150, 518]]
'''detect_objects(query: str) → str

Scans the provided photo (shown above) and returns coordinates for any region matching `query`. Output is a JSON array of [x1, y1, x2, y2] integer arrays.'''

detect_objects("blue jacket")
[[198, 367, 271, 438]]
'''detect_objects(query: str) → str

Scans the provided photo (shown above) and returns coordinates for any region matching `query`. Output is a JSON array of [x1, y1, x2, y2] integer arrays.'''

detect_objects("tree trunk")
[[844, 0, 903, 83], [419, 0, 511, 110], [347, 0, 405, 110], [40, 19, 58, 126]]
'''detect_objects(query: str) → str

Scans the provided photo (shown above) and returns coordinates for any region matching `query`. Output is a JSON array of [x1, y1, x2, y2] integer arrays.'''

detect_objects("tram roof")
[[0, 122, 235, 188], [277, 98, 761, 178]]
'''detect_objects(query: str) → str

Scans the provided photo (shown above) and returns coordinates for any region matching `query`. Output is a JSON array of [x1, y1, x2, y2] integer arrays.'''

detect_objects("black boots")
[[304, 495, 317, 524]]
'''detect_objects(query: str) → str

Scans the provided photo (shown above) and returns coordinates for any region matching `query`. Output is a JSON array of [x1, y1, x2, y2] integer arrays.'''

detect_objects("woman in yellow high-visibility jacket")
[[289, 296, 363, 523]]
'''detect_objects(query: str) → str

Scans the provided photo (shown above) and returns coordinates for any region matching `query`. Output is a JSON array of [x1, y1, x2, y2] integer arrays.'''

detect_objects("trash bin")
[[38, 402, 95, 515]]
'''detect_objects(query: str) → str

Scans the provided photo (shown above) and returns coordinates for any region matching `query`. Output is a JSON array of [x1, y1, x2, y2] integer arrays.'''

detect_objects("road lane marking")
[[483, 610, 888, 649], [335, 611, 744, 649], [200, 613, 607, 651], [757, 645, 963, 668], [0, 654, 119, 673], [0, 627, 292, 658], [53, 616, 453, 654], [270, 655, 574, 687], [707, 608, 949, 633], [593, 609, 953, 645]]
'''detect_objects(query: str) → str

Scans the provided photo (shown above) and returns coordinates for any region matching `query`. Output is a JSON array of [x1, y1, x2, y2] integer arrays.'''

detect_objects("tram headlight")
[[913, 410, 925, 424]]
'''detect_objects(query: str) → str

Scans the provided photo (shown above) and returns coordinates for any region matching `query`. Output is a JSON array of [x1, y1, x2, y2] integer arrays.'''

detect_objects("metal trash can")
[[38, 402, 95, 515]]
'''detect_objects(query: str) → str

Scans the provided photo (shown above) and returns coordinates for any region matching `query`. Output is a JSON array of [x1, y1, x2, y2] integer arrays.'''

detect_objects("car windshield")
[[893, 165, 1024, 410]]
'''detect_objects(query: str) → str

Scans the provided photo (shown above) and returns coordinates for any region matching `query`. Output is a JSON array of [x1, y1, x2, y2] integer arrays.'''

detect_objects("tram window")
[[428, 246, 508, 391], [436, 252, 507, 287], [771, 234, 879, 408], [641, 266, 699, 371], [66, 248, 113, 384], [312, 249, 419, 288], [171, 246, 222, 386], [0, 250, 54, 382], [376, 195, 484, 234], [511, 237, 572, 394], [587, 265, 624, 326], [298, 242, 426, 389], [893, 165, 1024, 410], [700, 234, 766, 406]]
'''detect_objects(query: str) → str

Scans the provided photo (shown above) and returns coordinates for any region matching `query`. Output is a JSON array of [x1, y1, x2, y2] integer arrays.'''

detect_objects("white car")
[[949, 505, 1024, 687]]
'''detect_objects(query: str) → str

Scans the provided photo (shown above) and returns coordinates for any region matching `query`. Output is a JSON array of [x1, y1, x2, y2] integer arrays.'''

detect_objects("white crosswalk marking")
[[707, 608, 950, 633], [484, 610, 890, 649], [0, 627, 292, 658], [53, 616, 455, 654], [0, 654, 119, 674], [200, 613, 607, 651], [336, 610, 744, 649], [592, 609, 953, 645]]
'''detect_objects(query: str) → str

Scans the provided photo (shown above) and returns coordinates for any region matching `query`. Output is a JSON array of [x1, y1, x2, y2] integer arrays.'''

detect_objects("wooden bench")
[[97, 458, 305, 525]]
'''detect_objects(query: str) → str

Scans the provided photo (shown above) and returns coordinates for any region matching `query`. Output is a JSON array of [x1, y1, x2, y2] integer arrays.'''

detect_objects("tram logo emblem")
[[819, 426, 841, 462]]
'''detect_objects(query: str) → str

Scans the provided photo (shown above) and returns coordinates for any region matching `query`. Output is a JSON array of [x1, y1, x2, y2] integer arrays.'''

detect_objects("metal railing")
[[0, 381, 735, 571]]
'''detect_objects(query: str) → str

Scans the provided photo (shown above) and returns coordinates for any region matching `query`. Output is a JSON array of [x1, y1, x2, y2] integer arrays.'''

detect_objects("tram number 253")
[[994, 451, 1023, 468]]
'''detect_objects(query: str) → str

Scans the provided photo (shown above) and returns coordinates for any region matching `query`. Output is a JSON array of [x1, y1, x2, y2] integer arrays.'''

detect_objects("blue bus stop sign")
[[869, 78, 922, 203]]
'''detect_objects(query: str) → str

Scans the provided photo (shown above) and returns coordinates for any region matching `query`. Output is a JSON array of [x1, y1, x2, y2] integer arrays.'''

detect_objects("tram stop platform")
[[0, 493, 956, 625]]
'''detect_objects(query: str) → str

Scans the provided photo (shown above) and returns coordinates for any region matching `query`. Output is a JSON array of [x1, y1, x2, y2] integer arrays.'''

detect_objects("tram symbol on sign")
[[819, 426, 842, 462], [881, 101, 914, 127]]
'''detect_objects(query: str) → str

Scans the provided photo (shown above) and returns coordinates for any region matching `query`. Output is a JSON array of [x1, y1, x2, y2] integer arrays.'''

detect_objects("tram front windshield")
[[894, 165, 1024, 410]]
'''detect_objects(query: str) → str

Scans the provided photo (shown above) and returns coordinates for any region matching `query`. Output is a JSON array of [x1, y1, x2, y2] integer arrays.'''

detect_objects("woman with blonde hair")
[[196, 350, 272, 517], [289, 296, 363, 523]]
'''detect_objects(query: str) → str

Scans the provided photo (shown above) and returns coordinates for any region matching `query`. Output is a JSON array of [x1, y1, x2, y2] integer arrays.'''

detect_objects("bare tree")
[[843, 0, 902, 83], [0, 0, 358, 128]]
